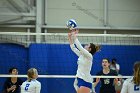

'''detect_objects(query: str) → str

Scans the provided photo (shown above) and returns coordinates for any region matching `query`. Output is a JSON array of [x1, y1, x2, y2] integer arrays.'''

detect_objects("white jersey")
[[116, 63, 120, 71], [70, 38, 93, 83], [21, 79, 41, 93], [121, 77, 140, 93]]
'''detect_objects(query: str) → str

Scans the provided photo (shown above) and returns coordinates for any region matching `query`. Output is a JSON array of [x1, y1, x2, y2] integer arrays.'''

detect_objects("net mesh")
[[0, 32, 140, 93], [0, 32, 140, 45]]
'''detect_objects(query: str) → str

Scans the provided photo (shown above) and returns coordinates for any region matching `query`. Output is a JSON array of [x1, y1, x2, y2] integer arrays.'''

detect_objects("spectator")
[[110, 58, 120, 74]]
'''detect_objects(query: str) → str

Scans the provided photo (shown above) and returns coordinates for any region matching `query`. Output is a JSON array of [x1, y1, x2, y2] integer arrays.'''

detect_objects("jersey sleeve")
[[74, 38, 92, 58], [35, 82, 41, 93], [121, 80, 128, 93], [70, 44, 80, 56]]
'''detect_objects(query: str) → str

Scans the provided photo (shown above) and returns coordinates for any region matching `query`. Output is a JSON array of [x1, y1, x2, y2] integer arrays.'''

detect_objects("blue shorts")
[[77, 78, 92, 89]]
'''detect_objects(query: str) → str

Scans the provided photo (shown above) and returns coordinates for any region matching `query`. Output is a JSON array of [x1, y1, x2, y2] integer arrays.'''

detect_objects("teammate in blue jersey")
[[121, 61, 140, 93], [21, 68, 41, 93]]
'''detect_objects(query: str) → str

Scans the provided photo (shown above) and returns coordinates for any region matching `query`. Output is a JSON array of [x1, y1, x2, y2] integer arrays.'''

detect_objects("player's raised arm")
[[72, 30, 92, 58], [68, 32, 80, 56]]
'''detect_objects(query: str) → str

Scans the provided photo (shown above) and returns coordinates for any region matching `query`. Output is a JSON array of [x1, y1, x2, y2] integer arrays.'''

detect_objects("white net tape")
[[0, 32, 140, 46], [0, 75, 131, 78]]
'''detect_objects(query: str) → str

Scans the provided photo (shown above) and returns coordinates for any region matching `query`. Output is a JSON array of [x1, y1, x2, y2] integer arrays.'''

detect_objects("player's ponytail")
[[27, 68, 38, 82], [89, 43, 101, 55], [95, 45, 101, 52], [133, 61, 140, 85]]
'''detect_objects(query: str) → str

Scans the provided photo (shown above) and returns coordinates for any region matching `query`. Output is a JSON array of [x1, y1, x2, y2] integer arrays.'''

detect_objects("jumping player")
[[68, 29, 100, 93]]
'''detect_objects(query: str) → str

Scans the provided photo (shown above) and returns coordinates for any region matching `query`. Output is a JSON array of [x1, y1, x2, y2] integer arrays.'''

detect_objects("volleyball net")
[[0, 32, 140, 93], [0, 32, 140, 45]]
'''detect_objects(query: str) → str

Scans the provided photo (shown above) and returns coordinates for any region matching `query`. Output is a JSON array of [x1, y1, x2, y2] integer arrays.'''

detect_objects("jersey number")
[[134, 85, 139, 91], [25, 84, 30, 91], [104, 79, 110, 84]]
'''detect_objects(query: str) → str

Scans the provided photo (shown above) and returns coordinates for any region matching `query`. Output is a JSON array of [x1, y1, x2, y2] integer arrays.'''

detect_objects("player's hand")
[[114, 78, 119, 84], [96, 78, 100, 83], [68, 32, 72, 37], [71, 29, 78, 39], [70, 28, 79, 33], [75, 29, 79, 34], [11, 85, 16, 90], [114, 78, 121, 86], [8, 85, 16, 92]]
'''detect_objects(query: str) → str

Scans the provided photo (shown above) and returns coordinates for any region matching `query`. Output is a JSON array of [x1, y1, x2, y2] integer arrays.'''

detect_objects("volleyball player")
[[94, 58, 119, 93], [21, 68, 41, 93], [121, 61, 140, 93], [68, 29, 100, 93], [2, 67, 23, 93]]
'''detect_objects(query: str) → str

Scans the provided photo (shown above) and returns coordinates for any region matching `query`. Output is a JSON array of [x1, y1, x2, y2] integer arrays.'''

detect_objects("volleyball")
[[66, 19, 77, 30]]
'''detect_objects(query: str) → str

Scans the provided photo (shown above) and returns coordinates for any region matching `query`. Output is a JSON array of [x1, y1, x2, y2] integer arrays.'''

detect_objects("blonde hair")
[[133, 61, 140, 85], [27, 68, 38, 82]]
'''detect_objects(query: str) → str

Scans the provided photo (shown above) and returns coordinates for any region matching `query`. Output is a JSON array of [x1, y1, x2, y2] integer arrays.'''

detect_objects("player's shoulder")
[[125, 77, 133, 81], [21, 81, 28, 87], [22, 80, 29, 84], [32, 79, 41, 85]]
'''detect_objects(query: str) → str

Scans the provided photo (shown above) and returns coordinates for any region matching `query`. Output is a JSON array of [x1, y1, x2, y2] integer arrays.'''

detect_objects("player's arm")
[[113, 70, 121, 86], [72, 30, 92, 58], [120, 80, 128, 93], [68, 32, 80, 56], [2, 80, 14, 93], [35, 82, 41, 93], [7, 85, 16, 92], [93, 72, 101, 87], [93, 78, 100, 87]]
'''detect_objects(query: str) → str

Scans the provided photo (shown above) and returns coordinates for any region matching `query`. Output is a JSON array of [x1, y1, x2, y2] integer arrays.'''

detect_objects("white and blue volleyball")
[[66, 19, 77, 30]]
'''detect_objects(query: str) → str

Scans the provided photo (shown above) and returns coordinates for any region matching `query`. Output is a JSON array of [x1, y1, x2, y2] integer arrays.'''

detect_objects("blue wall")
[[29, 44, 77, 93], [1, 43, 140, 93], [29, 44, 140, 93], [0, 44, 28, 91]]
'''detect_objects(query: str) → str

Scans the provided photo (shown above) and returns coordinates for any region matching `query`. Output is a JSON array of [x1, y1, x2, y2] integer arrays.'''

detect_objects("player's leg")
[[77, 78, 92, 93], [78, 86, 90, 93]]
